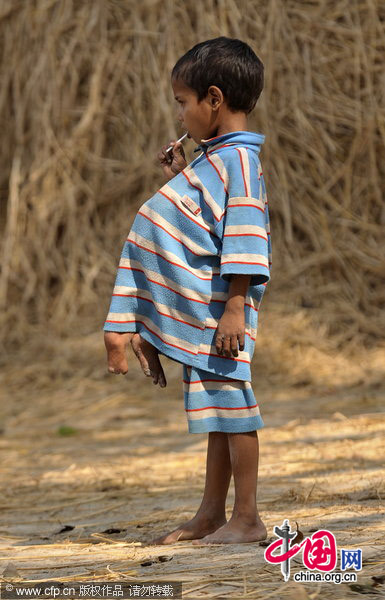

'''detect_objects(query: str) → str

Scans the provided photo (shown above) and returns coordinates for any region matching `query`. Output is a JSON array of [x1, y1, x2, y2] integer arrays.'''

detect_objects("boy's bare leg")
[[148, 432, 232, 544], [192, 430, 267, 544]]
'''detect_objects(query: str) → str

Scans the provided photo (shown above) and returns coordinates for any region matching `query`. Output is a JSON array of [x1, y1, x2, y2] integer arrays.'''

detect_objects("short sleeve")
[[215, 148, 271, 286]]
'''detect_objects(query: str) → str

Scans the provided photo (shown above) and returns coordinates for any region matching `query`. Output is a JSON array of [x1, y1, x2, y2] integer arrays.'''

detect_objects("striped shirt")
[[103, 130, 272, 381]]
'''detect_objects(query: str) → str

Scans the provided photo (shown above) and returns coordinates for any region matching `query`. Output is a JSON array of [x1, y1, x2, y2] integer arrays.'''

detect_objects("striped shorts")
[[182, 365, 265, 434]]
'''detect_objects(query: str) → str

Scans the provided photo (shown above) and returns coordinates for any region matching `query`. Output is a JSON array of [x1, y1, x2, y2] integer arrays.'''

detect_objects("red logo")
[[264, 519, 337, 581], [265, 530, 337, 571]]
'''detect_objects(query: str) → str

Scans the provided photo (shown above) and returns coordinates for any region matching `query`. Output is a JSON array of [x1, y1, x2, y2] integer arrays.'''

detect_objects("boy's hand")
[[104, 331, 134, 374], [215, 309, 246, 358], [157, 140, 187, 181]]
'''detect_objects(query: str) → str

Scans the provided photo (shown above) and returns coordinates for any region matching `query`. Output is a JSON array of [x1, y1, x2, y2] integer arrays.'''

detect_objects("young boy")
[[104, 37, 272, 545]]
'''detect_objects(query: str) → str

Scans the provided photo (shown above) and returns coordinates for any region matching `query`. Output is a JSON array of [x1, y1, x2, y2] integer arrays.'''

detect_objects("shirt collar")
[[193, 130, 265, 154]]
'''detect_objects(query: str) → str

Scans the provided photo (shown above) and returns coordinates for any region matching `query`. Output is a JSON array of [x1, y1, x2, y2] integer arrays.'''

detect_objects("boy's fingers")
[[215, 337, 222, 354], [173, 141, 185, 157], [158, 143, 174, 165], [231, 334, 239, 357], [238, 333, 245, 351], [215, 333, 224, 354], [161, 145, 172, 157], [215, 333, 244, 357], [222, 337, 231, 357], [164, 140, 176, 156]]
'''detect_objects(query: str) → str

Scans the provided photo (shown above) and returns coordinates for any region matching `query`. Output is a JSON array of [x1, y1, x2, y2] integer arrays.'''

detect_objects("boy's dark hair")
[[171, 36, 264, 115]]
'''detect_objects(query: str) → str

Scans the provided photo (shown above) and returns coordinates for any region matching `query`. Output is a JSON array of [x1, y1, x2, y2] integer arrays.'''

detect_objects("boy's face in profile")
[[172, 77, 220, 145]]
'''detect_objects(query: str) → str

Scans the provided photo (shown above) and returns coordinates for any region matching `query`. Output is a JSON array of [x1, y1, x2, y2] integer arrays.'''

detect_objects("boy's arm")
[[215, 148, 271, 287], [215, 274, 251, 357], [224, 274, 251, 313]]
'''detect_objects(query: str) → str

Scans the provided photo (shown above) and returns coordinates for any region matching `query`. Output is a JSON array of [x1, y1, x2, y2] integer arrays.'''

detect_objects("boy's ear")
[[208, 85, 224, 109]]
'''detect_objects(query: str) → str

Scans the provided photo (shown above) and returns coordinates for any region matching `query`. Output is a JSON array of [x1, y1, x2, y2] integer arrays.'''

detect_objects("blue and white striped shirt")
[[103, 130, 272, 381]]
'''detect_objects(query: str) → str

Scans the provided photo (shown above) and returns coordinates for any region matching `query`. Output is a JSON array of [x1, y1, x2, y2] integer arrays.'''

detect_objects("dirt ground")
[[0, 308, 384, 599]]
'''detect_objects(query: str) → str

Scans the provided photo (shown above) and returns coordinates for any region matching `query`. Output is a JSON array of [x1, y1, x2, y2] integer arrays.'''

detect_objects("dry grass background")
[[0, 0, 384, 347], [0, 1, 385, 598]]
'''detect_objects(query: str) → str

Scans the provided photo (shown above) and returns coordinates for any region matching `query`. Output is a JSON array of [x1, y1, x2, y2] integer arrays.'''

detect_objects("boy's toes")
[[107, 348, 128, 374], [148, 354, 167, 387], [159, 371, 166, 387], [154, 368, 167, 388], [131, 335, 167, 386]]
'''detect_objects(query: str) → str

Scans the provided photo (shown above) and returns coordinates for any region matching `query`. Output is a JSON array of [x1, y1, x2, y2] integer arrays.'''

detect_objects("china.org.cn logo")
[[264, 519, 362, 584]]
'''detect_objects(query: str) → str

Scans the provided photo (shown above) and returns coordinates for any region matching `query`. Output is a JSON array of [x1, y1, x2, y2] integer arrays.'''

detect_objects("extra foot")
[[104, 331, 135, 374], [191, 517, 267, 545], [147, 515, 227, 545], [131, 333, 167, 387]]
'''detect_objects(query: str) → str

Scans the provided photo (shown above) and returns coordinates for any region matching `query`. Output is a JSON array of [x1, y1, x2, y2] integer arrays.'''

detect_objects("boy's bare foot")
[[131, 333, 167, 387], [104, 331, 134, 374], [147, 514, 227, 545], [191, 516, 267, 545]]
